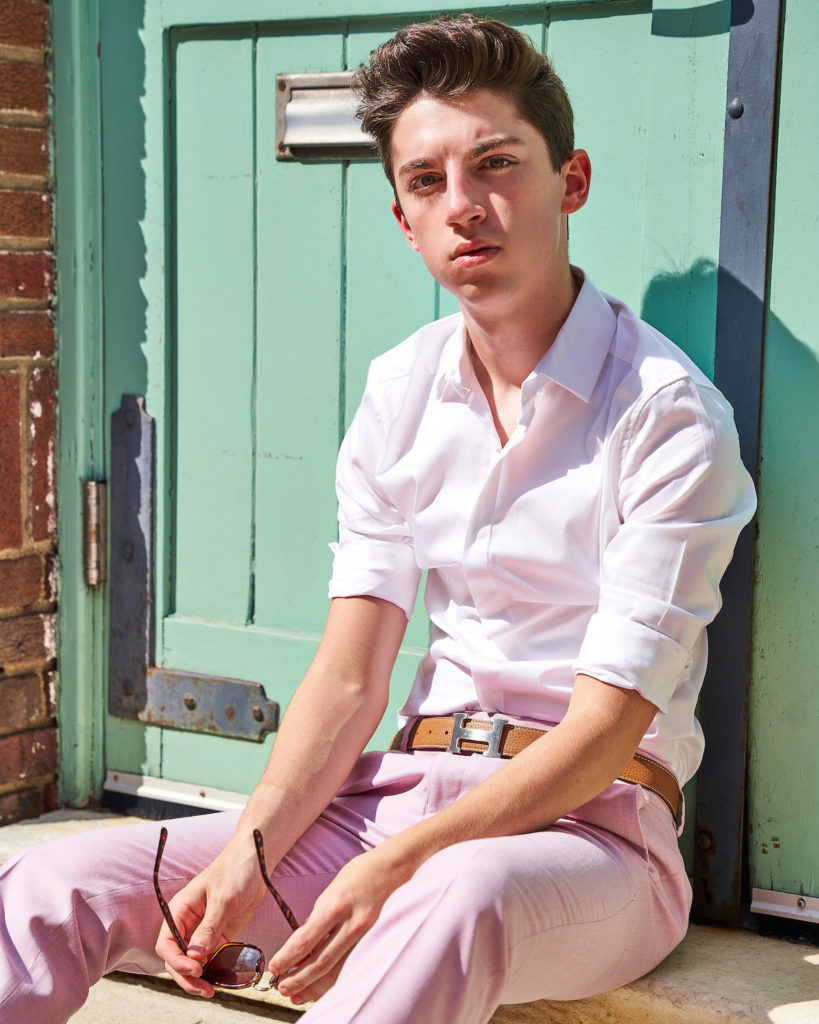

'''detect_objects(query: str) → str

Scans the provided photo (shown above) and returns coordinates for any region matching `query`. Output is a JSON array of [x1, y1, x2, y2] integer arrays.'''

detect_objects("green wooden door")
[[97, 0, 731, 806]]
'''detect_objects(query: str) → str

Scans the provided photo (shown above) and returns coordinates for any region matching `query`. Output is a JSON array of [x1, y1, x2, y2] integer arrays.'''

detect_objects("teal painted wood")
[[173, 34, 256, 622], [99, 0, 164, 781], [748, 0, 819, 899], [52, 0, 107, 804], [93, 1, 736, 803], [637, 0, 729, 380], [552, 0, 728, 379], [343, 26, 439, 425], [550, 6, 651, 307], [253, 30, 345, 635], [158, 0, 622, 28]]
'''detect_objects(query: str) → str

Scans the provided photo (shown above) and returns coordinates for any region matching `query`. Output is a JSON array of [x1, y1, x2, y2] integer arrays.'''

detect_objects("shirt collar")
[[434, 321, 476, 401], [529, 269, 616, 403], [434, 268, 616, 405]]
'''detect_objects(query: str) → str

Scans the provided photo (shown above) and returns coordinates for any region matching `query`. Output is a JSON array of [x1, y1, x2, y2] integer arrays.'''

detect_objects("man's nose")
[[445, 171, 485, 226]]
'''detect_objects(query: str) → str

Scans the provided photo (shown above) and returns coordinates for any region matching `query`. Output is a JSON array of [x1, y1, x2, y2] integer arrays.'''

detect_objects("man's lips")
[[450, 242, 500, 262]]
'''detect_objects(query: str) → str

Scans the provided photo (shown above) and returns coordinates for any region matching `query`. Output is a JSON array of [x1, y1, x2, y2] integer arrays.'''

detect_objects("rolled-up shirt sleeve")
[[328, 380, 421, 620], [574, 377, 757, 713]]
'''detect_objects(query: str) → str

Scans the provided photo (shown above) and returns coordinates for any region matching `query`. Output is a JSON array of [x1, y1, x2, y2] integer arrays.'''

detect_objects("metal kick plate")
[[142, 669, 278, 740], [108, 395, 279, 742]]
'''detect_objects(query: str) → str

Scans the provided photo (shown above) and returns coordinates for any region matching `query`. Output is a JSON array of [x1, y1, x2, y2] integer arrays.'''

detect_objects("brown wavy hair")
[[351, 13, 575, 189]]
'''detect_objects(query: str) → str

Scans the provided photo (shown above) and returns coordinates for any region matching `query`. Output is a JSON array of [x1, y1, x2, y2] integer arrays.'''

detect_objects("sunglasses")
[[153, 825, 300, 990]]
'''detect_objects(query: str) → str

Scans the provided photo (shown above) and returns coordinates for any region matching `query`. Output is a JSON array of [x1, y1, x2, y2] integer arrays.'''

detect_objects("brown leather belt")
[[390, 714, 681, 822]]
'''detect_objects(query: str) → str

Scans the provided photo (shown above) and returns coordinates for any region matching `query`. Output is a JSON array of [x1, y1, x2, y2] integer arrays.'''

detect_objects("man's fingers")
[[186, 913, 229, 962], [284, 958, 346, 1005], [269, 919, 329, 980], [163, 959, 216, 998], [274, 925, 361, 1002], [155, 923, 216, 996]]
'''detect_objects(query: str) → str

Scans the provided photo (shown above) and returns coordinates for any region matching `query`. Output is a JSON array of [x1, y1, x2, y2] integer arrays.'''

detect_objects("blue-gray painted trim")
[[108, 395, 156, 720], [694, 0, 783, 924]]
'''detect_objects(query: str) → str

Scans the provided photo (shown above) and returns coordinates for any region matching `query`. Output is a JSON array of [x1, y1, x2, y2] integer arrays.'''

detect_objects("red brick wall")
[[0, 0, 58, 825]]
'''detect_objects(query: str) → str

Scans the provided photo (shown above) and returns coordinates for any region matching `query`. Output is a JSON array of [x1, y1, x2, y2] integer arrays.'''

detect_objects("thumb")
[[186, 908, 227, 962]]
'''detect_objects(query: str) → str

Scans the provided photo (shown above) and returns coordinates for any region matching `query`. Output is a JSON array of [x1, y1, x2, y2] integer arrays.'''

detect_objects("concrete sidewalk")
[[2, 809, 818, 1023], [0, 809, 306, 1022]]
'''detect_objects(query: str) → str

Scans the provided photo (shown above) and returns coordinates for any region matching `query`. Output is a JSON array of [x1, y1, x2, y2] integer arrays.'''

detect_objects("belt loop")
[[675, 789, 685, 837], [400, 719, 419, 753]]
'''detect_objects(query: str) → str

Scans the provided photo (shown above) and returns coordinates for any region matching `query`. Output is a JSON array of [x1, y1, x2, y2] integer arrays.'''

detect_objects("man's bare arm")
[[155, 594, 407, 995]]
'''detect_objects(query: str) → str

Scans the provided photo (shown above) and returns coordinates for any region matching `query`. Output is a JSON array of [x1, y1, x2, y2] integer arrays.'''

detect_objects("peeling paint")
[[45, 436, 56, 531], [42, 614, 55, 657]]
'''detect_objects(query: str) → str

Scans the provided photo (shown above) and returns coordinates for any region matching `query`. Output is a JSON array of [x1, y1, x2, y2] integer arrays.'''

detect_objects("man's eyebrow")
[[396, 136, 527, 181], [470, 135, 526, 159], [396, 157, 435, 180]]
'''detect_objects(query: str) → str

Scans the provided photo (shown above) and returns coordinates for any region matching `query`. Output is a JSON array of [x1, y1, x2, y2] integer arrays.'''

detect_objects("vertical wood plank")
[[637, 0, 729, 378], [343, 26, 438, 425], [252, 29, 346, 634], [99, 0, 163, 781], [53, 0, 108, 802], [548, 3, 652, 308], [172, 34, 255, 622]]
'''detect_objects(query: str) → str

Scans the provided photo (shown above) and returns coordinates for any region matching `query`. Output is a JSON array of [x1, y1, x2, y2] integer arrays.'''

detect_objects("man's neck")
[[462, 262, 580, 391]]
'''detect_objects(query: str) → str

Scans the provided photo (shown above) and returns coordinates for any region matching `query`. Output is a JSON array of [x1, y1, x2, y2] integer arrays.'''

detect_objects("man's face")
[[390, 89, 588, 310]]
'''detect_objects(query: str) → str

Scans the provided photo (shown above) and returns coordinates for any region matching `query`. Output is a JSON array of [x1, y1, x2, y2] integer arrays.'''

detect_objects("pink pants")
[[0, 749, 691, 1024]]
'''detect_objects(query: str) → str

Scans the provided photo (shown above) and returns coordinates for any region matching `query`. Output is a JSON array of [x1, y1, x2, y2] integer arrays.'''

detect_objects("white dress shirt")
[[329, 271, 756, 785]]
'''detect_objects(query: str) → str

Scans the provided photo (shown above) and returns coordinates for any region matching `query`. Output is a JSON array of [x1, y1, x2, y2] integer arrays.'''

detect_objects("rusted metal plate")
[[108, 394, 156, 720], [143, 668, 278, 739]]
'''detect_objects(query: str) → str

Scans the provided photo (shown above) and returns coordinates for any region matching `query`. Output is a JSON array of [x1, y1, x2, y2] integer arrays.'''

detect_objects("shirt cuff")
[[573, 611, 690, 714], [328, 539, 421, 620]]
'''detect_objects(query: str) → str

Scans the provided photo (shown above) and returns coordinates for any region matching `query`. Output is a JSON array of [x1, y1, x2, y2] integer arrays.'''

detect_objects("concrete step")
[[490, 922, 819, 1023], [2, 810, 817, 1023]]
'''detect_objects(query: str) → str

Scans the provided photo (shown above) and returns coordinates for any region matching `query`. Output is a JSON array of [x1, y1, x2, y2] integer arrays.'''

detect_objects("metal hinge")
[[84, 480, 107, 587]]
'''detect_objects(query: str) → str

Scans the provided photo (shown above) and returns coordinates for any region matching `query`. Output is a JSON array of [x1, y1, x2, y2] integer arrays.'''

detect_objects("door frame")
[[53, 0, 106, 806], [49, 0, 610, 808]]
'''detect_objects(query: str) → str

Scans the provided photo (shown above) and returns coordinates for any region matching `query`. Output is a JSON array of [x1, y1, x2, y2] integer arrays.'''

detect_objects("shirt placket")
[[460, 376, 547, 620]]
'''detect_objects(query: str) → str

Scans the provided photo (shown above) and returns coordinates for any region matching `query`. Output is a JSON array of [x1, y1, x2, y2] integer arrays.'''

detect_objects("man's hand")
[[269, 846, 405, 1005], [155, 839, 267, 997], [152, 597, 407, 1000]]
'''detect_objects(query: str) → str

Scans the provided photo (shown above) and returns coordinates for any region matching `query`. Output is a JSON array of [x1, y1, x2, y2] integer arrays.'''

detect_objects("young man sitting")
[[0, 15, 755, 1024]]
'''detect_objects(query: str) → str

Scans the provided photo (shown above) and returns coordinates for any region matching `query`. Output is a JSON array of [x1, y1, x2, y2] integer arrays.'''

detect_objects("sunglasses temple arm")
[[253, 829, 300, 932], [153, 826, 190, 954]]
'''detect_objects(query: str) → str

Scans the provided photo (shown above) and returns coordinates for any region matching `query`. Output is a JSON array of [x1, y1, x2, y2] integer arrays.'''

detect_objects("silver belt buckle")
[[447, 713, 508, 757]]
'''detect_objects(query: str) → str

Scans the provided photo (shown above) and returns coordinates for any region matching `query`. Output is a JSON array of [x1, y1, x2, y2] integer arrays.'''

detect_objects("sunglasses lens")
[[203, 943, 265, 988]]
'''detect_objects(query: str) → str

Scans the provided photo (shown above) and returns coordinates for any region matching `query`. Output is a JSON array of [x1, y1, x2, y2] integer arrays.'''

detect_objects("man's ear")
[[391, 198, 421, 252], [560, 149, 591, 215]]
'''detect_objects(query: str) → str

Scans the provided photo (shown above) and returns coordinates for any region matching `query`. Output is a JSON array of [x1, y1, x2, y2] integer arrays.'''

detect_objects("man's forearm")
[[367, 674, 659, 887], [230, 596, 407, 866]]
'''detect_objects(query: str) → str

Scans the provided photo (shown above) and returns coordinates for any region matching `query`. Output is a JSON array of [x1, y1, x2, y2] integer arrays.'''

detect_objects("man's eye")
[[409, 173, 439, 192], [484, 156, 512, 169]]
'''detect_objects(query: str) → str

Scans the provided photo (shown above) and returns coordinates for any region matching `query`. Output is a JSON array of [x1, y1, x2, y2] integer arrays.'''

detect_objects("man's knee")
[[398, 840, 520, 923]]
